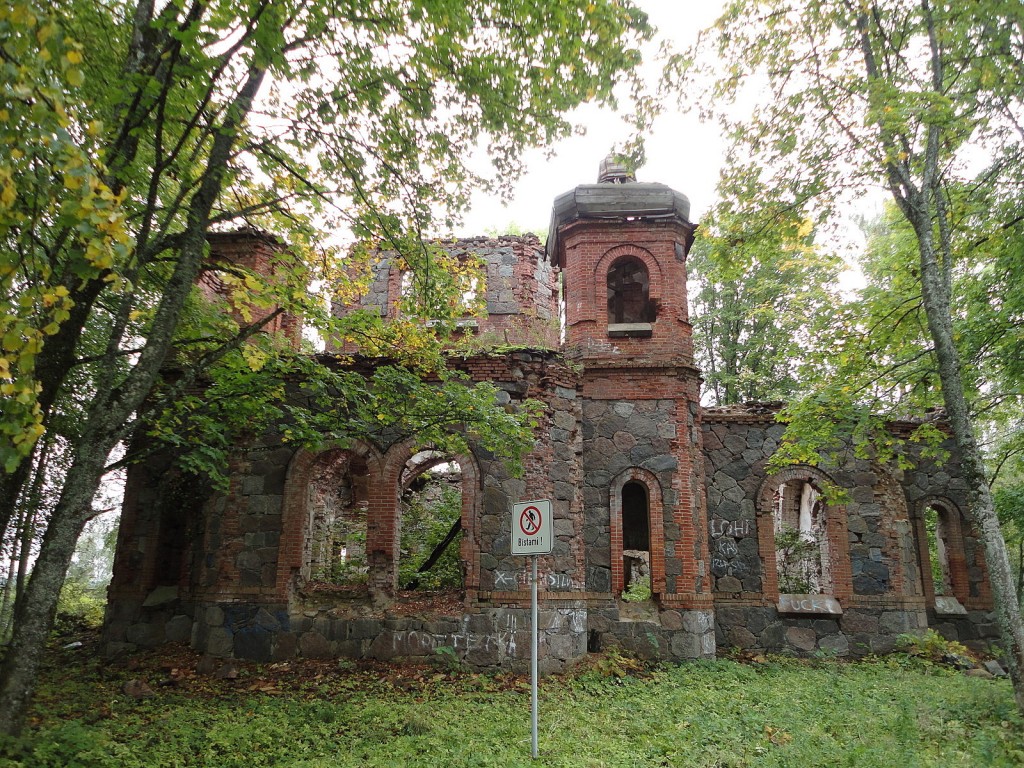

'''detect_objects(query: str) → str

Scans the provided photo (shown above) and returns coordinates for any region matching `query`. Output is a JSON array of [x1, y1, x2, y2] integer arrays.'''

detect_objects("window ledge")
[[608, 322, 652, 338], [933, 595, 968, 616], [777, 593, 843, 616]]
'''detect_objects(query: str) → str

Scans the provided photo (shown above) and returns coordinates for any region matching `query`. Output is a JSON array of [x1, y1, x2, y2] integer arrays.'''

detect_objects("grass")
[[1, 639, 1022, 767]]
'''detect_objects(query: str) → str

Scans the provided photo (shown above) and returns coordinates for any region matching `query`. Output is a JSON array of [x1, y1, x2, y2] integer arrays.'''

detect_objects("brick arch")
[[382, 439, 483, 594], [756, 467, 851, 600], [275, 441, 384, 600], [595, 244, 664, 312], [609, 467, 666, 596], [912, 495, 973, 606]]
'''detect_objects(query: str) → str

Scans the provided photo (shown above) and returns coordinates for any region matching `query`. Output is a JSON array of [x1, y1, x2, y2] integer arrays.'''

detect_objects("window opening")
[[621, 481, 651, 595], [773, 479, 831, 594], [607, 258, 654, 325], [398, 452, 465, 591], [924, 504, 952, 597], [306, 452, 370, 587]]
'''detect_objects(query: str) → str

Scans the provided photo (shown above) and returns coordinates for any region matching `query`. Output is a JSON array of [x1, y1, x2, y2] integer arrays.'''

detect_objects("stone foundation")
[[715, 602, 929, 657]]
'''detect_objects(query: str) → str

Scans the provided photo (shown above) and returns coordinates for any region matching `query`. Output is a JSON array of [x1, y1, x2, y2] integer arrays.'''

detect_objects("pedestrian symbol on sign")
[[520, 506, 541, 536]]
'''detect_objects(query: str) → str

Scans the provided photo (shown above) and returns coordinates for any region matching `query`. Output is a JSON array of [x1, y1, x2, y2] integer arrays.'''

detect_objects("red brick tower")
[[549, 158, 712, 634]]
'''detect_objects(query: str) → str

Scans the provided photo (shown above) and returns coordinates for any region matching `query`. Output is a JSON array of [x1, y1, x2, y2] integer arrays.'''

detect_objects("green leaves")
[[0, 2, 132, 472], [690, 182, 842, 407]]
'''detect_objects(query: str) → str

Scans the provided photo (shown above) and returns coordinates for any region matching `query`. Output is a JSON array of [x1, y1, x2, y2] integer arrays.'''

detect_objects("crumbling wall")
[[329, 235, 560, 352], [702, 405, 996, 657]]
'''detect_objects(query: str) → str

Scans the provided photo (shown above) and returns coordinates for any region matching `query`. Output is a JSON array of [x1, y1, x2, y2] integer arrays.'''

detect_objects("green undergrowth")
[[1, 646, 1022, 768]]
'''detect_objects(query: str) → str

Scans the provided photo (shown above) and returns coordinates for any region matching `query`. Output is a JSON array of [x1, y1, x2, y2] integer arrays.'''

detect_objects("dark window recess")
[[607, 258, 655, 325], [622, 481, 650, 551]]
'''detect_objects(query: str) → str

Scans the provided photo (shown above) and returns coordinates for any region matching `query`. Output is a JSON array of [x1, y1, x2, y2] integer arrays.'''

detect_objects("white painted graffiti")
[[493, 570, 578, 590], [710, 557, 748, 578], [777, 594, 842, 615], [494, 570, 518, 589], [716, 538, 738, 558], [710, 518, 755, 539]]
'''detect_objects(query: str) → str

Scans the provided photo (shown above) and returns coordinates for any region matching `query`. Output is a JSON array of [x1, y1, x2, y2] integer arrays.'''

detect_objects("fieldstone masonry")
[[104, 168, 997, 670]]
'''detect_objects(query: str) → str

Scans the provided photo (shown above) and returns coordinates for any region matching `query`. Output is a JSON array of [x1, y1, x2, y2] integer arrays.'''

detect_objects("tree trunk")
[[0, 520, 19, 641], [0, 451, 102, 734], [402, 519, 462, 590], [914, 223, 1024, 712]]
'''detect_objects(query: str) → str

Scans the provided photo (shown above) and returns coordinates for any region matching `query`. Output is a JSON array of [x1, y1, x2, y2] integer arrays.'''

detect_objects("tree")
[[684, 0, 1024, 710], [689, 182, 843, 406], [0, 0, 653, 733]]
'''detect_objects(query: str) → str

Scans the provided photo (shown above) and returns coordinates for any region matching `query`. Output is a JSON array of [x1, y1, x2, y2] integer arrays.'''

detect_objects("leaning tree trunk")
[[914, 213, 1024, 712], [0, 450, 105, 734]]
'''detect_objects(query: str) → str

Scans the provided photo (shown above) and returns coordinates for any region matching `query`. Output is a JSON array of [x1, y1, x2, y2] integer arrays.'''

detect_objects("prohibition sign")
[[511, 499, 551, 555], [519, 505, 542, 536]]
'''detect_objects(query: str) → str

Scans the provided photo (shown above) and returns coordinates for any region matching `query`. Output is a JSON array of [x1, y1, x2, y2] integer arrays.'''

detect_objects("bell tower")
[[547, 156, 696, 368], [548, 159, 711, 633]]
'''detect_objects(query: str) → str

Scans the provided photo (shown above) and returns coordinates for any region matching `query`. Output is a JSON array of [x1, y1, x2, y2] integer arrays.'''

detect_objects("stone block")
[[760, 622, 787, 650], [300, 631, 333, 659], [465, 613, 493, 634], [206, 627, 234, 658], [125, 623, 161, 648], [272, 632, 298, 661], [818, 633, 850, 656], [786, 627, 817, 652], [545, 633, 574, 660], [682, 610, 714, 635], [847, 516, 868, 534], [234, 629, 273, 662], [879, 610, 920, 635], [670, 632, 702, 659], [349, 618, 383, 640], [870, 635, 897, 655], [660, 610, 683, 630], [165, 615, 193, 644], [142, 586, 179, 608], [717, 576, 742, 593], [724, 626, 757, 649], [841, 611, 879, 634]]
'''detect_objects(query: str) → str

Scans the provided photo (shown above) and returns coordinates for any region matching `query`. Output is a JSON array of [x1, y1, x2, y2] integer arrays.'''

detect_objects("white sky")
[[455, 2, 728, 237]]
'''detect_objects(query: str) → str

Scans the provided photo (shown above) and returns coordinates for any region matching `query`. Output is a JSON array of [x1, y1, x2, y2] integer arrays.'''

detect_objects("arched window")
[[918, 499, 972, 611], [772, 478, 832, 594], [398, 451, 465, 592], [621, 480, 651, 595], [622, 481, 650, 551], [923, 504, 952, 597], [305, 451, 371, 586], [607, 257, 654, 325]]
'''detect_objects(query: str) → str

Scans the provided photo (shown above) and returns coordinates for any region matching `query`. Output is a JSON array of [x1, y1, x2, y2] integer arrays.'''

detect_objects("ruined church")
[[103, 162, 997, 669]]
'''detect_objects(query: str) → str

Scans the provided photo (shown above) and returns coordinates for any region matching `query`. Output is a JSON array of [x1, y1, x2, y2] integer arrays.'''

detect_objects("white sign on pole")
[[511, 500, 553, 555]]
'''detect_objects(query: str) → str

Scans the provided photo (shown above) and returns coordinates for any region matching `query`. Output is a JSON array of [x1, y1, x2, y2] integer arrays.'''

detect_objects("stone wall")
[[188, 602, 588, 672], [589, 604, 716, 661], [582, 398, 682, 595], [329, 235, 560, 353], [714, 603, 929, 657], [702, 406, 995, 657]]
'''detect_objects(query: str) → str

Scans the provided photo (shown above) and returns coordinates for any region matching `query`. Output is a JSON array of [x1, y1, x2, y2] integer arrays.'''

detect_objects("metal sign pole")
[[511, 500, 550, 761], [531, 553, 539, 759]]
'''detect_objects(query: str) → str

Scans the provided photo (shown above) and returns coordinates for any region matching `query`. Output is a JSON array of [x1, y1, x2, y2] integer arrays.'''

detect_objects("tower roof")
[[545, 181, 692, 263]]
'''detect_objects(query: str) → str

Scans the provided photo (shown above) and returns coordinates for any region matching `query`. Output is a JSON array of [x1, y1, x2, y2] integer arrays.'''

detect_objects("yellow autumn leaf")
[[66, 50, 83, 64]]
